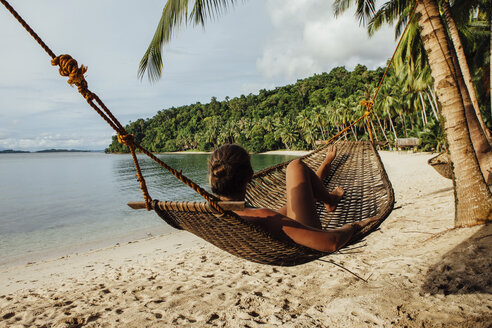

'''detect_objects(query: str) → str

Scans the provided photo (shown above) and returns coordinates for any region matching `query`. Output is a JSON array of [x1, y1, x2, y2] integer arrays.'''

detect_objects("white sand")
[[1, 151, 491, 327]]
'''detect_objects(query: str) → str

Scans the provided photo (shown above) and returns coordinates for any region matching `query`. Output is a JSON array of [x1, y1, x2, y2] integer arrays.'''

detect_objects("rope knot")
[[360, 100, 374, 109], [51, 55, 88, 86], [117, 133, 135, 147]]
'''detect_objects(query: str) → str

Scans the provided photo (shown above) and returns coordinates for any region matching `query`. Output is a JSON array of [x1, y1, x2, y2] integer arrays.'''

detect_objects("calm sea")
[[0, 152, 296, 267]]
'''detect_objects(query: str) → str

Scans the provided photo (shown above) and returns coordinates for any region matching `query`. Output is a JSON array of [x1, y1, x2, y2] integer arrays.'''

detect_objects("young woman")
[[208, 144, 377, 253]]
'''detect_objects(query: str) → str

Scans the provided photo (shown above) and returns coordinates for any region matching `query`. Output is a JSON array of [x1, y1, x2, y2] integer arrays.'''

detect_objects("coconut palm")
[[274, 117, 298, 150], [312, 106, 328, 141], [381, 0, 491, 177], [336, 0, 491, 226], [443, 0, 491, 142], [296, 110, 316, 149], [414, 0, 491, 225]]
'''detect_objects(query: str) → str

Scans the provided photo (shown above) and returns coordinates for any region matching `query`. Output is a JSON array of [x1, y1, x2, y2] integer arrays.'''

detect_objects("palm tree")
[[274, 118, 298, 150], [415, 0, 491, 226], [312, 106, 328, 141], [442, 0, 491, 143], [336, 0, 491, 226], [382, 1, 490, 176], [297, 110, 316, 149], [203, 116, 220, 148]]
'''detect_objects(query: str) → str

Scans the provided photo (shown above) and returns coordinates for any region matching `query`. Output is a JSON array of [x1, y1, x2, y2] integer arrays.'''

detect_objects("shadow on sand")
[[421, 223, 492, 295]]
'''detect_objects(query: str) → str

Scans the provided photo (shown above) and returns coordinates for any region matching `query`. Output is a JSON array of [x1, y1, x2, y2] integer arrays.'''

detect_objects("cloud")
[[258, 0, 396, 80], [0, 132, 112, 151]]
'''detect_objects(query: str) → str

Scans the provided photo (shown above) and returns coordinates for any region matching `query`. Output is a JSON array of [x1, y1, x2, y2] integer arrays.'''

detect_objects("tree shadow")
[[421, 223, 492, 295]]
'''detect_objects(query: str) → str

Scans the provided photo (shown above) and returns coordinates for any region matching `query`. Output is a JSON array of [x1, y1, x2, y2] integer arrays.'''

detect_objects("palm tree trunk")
[[440, 7, 492, 183], [442, 0, 492, 144], [320, 125, 326, 141], [416, 0, 492, 226], [428, 86, 440, 114], [309, 129, 315, 149], [426, 90, 439, 121], [447, 37, 492, 185], [350, 126, 358, 141], [419, 92, 428, 125], [387, 111, 397, 141], [397, 112, 404, 131], [370, 120, 379, 142], [374, 112, 389, 142], [402, 114, 408, 137]]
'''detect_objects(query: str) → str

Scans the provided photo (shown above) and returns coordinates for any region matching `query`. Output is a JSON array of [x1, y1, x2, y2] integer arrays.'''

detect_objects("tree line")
[[106, 63, 458, 153]]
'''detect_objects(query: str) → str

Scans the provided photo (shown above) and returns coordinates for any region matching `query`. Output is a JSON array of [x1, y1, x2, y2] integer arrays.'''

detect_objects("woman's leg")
[[280, 216, 379, 252], [278, 145, 344, 228]]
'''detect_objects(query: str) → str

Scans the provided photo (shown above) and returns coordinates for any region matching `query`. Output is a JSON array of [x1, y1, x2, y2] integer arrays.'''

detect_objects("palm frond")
[[367, 0, 412, 37], [333, 0, 376, 26], [333, 0, 353, 17], [138, 0, 238, 82]]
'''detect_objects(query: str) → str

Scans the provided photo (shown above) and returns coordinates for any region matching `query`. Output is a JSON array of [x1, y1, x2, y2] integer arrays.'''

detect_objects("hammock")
[[428, 152, 452, 179], [1, 0, 403, 266], [142, 140, 394, 266]]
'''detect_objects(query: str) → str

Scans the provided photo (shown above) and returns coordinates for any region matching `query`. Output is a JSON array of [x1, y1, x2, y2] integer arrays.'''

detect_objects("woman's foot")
[[324, 186, 344, 212], [317, 145, 337, 179]]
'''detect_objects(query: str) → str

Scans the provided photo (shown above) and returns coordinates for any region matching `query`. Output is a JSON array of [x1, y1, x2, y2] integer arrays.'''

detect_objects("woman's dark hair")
[[209, 144, 254, 199]]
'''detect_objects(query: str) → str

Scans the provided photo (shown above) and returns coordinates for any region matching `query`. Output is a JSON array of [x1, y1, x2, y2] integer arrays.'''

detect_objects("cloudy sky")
[[0, 0, 395, 151]]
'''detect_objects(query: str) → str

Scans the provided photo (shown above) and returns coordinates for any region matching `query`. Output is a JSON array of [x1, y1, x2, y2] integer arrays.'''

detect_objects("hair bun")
[[211, 161, 228, 178], [208, 144, 254, 198], [212, 165, 227, 178]]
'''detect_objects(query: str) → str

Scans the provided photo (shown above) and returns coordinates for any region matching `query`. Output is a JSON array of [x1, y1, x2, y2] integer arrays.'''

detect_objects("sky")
[[0, 0, 396, 151]]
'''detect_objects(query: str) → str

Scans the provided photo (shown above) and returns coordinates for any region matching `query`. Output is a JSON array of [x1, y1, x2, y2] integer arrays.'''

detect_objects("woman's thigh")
[[285, 159, 321, 229]]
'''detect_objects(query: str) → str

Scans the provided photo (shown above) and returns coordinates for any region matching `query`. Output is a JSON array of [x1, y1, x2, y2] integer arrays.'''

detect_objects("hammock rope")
[[321, 4, 417, 147]]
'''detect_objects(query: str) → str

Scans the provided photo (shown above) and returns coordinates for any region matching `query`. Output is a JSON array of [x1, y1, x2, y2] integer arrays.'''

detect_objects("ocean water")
[[0, 152, 296, 266]]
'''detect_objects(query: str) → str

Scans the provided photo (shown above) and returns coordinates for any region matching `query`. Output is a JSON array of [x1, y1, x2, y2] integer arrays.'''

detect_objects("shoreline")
[[105, 149, 434, 157], [105, 150, 307, 155]]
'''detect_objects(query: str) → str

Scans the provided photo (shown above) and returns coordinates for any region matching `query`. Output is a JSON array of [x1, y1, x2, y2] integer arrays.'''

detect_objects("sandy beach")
[[0, 151, 491, 327]]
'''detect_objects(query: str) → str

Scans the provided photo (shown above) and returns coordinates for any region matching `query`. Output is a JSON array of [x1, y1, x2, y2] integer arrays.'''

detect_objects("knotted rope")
[[320, 4, 416, 147], [361, 5, 416, 146]]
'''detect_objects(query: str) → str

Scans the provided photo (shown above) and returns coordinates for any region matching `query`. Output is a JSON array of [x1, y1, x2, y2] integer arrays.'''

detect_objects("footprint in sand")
[[2, 312, 15, 320], [207, 313, 219, 324]]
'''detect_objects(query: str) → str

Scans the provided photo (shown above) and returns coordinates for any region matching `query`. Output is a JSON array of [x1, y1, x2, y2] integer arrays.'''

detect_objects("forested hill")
[[106, 65, 399, 153]]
